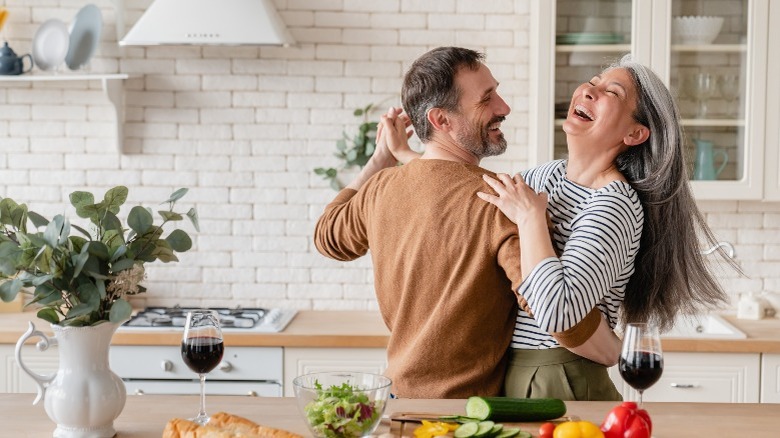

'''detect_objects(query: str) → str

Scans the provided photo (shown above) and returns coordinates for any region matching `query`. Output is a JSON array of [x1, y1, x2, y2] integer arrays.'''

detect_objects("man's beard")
[[456, 116, 507, 159]]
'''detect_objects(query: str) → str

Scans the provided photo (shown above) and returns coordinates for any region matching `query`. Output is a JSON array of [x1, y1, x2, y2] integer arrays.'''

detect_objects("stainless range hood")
[[119, 0, 295, 46]]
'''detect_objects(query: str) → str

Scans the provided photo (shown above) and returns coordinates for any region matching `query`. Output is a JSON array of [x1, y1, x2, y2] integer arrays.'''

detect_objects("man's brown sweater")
[[314, 159, 598, 398]]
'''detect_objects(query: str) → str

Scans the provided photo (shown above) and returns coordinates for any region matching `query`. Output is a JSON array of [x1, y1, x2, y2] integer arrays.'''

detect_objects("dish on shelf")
[[672, 16, 724, 44], [32, 19, 70, 71], [65, 3, 102, 70], [556, 32, 624, 45]]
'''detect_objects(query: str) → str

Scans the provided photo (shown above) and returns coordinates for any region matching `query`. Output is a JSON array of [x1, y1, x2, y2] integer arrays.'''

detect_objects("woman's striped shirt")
[[512, 160, 644, 350]]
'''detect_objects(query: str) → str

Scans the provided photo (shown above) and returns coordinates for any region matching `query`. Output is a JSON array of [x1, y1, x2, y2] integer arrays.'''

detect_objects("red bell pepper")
[[600, 401, 652, 438]]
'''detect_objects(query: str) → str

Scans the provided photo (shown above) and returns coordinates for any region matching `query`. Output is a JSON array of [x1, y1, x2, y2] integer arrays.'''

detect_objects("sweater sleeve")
[[518, 191, 643, 346], [313, 189, 370, 261]]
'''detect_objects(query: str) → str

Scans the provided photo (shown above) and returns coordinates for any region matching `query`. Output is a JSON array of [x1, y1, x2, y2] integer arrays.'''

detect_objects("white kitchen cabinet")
[[609, 352, 760, 403], [763, 3, 780, 200], [0, 344, 58, 394], [531, 0, 772, 200], [760, 353, 780, 403], [282, 347, 387, 397]]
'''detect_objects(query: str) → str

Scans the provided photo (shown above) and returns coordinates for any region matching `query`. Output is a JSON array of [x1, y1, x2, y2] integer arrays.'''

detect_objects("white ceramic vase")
[[15, 321, 127, 438]]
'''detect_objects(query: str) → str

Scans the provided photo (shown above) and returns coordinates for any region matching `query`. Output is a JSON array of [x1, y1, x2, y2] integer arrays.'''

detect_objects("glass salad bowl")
[[292, 371, 392, 438]]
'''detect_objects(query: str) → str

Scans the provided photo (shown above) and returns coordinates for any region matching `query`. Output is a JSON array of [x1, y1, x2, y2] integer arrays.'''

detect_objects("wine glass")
[[686, 73, 717, 119], [718, 74, 740, 118], [619, 323, 663, 406], [182, 309, 224, 425]]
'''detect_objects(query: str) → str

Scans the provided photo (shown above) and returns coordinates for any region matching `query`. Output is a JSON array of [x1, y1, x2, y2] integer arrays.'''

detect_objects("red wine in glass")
[[619, 350, 664, 391], [182, 336, 224, 374], [619, 323, 663, 406], [182, 310, 223, 425]]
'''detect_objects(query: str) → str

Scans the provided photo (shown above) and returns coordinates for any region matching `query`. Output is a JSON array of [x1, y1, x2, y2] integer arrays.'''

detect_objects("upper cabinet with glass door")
[[530, 0, 770, 200]]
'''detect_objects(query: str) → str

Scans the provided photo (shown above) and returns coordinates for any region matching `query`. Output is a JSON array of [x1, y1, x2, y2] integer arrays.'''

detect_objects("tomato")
[[539, 422, 557, 438]]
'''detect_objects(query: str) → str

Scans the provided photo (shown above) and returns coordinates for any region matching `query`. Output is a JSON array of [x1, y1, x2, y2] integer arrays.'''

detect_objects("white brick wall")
[[0, 0, 776, 313]]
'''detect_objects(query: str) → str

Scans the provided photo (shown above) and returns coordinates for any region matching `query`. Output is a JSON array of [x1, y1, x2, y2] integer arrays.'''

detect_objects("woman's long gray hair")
[[611, 54, 733, 331]]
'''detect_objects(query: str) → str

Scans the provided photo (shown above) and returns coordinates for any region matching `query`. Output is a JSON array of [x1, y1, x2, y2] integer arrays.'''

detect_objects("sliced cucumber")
[[496, 428, 522, 438], [474, 420, 495, 437], [454, 421, 480, 438]]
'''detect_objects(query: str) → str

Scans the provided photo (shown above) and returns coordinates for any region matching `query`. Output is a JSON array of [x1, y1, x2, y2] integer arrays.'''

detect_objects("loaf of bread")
[[162, 412, 302, 438]]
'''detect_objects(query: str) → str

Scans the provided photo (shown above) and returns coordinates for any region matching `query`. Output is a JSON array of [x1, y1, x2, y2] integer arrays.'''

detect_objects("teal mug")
[[693, 139, 728, 180]]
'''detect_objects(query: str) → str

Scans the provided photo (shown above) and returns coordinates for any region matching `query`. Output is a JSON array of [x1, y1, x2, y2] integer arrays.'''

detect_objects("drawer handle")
[[247, 391, 258, 397], [218, 361, 233, 372], [670, 383, 697, 388], [134, 389, 145, 395], [161, 360, 173, 372]]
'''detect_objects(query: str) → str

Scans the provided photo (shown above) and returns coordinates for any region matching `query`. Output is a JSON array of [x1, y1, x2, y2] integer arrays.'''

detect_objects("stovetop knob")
[[161, 360, 173, 372]]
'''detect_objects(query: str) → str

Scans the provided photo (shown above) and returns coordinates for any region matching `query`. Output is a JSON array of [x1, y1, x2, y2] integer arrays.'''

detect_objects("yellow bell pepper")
[[413, 420, 459, 438], [553, 420, 605, 438]]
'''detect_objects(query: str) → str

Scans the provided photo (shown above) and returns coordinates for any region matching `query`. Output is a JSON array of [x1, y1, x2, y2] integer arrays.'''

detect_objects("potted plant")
[[0, 186, 198, 438], [314, 103, 380, 190], [0, 186, 197, 325]]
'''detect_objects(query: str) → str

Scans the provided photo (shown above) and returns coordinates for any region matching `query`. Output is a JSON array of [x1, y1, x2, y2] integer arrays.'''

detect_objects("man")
[[314, 47, 601, 398]]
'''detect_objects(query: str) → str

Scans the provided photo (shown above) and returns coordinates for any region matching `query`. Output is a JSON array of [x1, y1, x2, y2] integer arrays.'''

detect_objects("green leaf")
[[30, 274, 53, 287], [109, 299, 132, 323], [37, 308, 59, 324], [127, 205, 152, 234], [151, 240, 177, 263], [158, 211, 183, 221], [164, 188, 189, 203], [102, 211, 124, 232], [353, 108, 364, 116], [336, 139, 347, 151], [186, 208, 200, 232], [64, 303, 95, 320], [0, 198, 20, 226], [111, 258, 136, 272], [77, 283, 100, 307], [10, 204, 28, 232], [103, 186, 129, 214], [72, 245, 90, 279], [86, 241, 111, 261], [43, 215, 66, 248], [110, 245, 128, 262], [69, 191, 95, 218], [329, 178, 342, 191], [165, 229, 192, 252], [27, 211, 49, 228], [0, 278, 22, 302]]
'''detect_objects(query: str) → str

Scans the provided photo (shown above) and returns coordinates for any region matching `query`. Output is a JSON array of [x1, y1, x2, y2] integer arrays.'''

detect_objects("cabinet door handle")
[[218, 361, 233, 372], [670, 383, 697, 388]]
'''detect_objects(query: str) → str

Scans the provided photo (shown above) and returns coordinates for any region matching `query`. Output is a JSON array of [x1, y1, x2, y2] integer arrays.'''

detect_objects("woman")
[[381, 55, 733, 400]]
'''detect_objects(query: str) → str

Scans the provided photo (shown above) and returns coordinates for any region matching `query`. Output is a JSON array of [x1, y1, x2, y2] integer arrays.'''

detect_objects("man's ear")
[[624, 124, 650, 146], [426, 108, 451, 132]]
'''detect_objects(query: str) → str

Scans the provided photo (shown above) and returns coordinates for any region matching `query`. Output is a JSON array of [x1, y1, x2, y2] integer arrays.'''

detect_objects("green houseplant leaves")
[[0, 187, 199, 327]]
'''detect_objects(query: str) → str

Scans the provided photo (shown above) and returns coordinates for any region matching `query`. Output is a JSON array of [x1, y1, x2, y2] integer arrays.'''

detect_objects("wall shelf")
[[0, 73, 130, 153]]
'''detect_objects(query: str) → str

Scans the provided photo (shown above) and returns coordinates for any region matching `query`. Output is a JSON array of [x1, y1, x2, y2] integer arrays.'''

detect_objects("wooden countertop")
[[2, 311, 780, 353], [1, 394, 778, 437]]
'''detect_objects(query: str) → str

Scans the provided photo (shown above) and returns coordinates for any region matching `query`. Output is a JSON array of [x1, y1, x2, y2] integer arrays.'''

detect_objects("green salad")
[[303, 381, 384, 438]]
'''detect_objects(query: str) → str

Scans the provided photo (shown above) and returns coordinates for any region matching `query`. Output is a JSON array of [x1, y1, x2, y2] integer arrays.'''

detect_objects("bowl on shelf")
[[293, 371, 392, 437], [672, 16, 724, 44]]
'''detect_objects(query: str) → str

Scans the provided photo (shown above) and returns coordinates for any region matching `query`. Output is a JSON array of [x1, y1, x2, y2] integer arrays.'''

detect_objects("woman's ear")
[[624, 124, 650, 146], [426, 108, 450, 132]]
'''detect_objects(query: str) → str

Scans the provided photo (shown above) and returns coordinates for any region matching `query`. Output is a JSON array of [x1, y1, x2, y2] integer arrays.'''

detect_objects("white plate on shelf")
[[65, 3, 102, 70], [32, 19, 70, 71]]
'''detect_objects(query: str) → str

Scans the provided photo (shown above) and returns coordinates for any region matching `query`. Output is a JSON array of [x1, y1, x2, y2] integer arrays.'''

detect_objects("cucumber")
[[465, 396, 567, 422], [496, 429, 523, 438], [474, 421, 495, 437], [454, 422, 480, 438]]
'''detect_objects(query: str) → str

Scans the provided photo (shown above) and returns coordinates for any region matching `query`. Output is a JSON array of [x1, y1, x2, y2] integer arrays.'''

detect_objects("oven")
[[110, 306, 297, 397]]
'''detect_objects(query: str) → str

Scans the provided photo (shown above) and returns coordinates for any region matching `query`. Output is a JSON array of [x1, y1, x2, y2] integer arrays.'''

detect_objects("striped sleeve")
[[518, 189, 643, 333]]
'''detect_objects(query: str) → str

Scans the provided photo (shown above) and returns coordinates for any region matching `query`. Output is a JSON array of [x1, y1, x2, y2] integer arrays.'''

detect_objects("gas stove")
[[120, 306, 297, 333]]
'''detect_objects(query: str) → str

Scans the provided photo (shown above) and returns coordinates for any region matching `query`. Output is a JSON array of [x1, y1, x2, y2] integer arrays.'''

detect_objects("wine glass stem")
[[198, 373, 207, 420], [638, 390, 643, 408]]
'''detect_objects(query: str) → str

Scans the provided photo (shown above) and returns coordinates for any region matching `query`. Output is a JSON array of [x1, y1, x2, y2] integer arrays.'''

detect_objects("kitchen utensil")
[[0, 42, 32, 75], [693, 139, 728, 180], [65, 3, 102, 70], [32, 18, 70, 71]]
